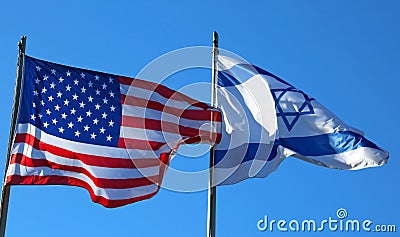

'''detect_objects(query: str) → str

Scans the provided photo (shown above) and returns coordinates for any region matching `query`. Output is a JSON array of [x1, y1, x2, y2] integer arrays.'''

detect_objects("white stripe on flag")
[[119, 126, 182, 143], [7, 163, 159, 200], [120, 84, 204, 111], [15, 123, 169, 158], [11, 142, 160, 179]]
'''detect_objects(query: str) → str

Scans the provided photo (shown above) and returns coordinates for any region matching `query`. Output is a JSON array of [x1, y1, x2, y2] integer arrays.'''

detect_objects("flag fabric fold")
[[214, 55, 389, 185], [6, 55, 221, 208]]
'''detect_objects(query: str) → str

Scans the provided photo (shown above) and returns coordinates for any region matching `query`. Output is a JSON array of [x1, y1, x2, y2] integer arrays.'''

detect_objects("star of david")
[[271, 87, 315, 131]]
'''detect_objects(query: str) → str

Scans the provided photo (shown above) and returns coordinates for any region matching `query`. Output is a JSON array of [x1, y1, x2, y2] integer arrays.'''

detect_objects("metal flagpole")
[[0, 36, 27, 237], [207, 31, 218, 237]]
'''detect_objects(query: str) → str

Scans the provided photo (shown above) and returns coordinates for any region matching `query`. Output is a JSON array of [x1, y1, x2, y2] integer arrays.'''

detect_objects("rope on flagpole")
[[207, 31, 218, 237], [0, 36, 27, 237]]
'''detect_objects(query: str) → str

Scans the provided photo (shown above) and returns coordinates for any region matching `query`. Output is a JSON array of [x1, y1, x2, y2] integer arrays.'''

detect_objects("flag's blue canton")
[[19, 56, 122, 147], [271, 87, 315, 131]]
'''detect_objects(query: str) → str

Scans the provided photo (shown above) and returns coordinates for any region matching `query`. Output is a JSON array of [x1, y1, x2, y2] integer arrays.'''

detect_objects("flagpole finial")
[[18, 36, 26, 55], [213, 32, 218, 48]]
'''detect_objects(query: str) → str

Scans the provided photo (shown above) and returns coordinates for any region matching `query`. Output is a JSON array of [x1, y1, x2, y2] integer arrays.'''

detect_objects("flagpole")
[[207, 31, 218, 237], [0, 36, 26, 237]]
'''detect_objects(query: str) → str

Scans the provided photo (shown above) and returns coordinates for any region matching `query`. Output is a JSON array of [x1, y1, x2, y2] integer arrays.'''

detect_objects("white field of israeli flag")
[[214, 55, 389, 186]]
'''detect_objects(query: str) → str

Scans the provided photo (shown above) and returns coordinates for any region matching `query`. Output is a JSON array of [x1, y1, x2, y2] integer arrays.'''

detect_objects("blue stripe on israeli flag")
[[214, 55, 389, 186]]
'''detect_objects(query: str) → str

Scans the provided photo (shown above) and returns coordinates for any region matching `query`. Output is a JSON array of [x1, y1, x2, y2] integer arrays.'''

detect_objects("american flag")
[[6, 56, 221, 208]]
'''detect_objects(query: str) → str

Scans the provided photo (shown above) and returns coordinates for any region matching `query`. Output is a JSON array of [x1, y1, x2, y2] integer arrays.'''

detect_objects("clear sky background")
[[1, 1, 399, 236]]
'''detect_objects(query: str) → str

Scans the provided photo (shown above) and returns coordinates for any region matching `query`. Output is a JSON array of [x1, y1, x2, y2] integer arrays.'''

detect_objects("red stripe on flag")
[[119, 76, 210, 109], [118, 137, 166, 150], [121, 116, 217, 138], [14, 133, 162, 169], [9, 153, 159, 189], [6, 175, 160, 208], [121, 94, 219, 121]]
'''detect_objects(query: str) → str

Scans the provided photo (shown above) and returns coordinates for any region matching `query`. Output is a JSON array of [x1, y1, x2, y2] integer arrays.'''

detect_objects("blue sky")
[[1, 1, 399, 236]]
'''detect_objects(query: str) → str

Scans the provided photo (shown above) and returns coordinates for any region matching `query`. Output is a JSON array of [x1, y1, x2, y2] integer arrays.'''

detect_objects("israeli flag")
[[214, 55, 389, 185]]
